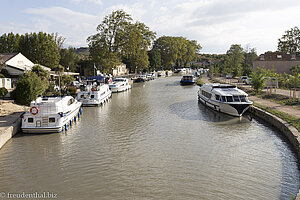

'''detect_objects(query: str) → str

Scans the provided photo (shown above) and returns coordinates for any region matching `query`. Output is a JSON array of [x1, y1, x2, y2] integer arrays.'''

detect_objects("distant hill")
[[75, 47, 89, 58]]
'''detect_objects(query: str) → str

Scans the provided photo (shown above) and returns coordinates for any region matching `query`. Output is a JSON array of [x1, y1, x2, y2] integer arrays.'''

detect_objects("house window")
[[28, 118, 34, 123], [49, 118, 55, 123]]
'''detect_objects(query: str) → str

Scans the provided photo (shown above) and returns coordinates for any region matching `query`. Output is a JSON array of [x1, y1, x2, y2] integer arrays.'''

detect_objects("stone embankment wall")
[[0, 113, 22, 149]]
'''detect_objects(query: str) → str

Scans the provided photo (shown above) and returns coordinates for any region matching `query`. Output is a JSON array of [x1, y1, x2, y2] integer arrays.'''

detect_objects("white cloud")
[[25, 7, 101, 47], [69, 0, 103, 5]]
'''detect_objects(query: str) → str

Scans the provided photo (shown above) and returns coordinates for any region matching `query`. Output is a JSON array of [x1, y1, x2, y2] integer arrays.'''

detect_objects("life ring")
[[30, 106, 39, 115], [91, 88, 95, 92]]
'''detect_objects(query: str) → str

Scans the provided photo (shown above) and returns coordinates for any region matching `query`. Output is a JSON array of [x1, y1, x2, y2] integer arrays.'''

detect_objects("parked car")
[[226, 74, 232, 79], [238, 76, 248, 83]]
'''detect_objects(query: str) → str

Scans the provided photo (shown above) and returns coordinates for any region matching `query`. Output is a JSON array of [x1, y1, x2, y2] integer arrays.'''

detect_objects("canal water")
[[0, 76, 299, 199]]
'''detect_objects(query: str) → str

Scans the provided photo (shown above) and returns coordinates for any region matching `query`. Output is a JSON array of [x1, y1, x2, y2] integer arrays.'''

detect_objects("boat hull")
[[110, 85, 131, 93], [21, 102, 82, 133], [198, 94, 251, 117]]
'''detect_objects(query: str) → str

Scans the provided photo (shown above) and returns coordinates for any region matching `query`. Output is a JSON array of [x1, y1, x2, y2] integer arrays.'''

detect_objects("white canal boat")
[[76, 80, 111, 106], [109, 78, 131, 93], [198, 83, 252, 117], [21, 96, 82, 133]]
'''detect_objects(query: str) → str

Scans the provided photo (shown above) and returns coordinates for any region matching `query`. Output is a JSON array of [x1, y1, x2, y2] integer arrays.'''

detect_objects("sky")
[[1, 0, 300, 54]]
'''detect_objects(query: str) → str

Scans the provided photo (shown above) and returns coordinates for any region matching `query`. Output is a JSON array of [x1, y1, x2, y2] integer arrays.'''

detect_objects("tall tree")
[[243, 46, 257, 76], [88, 10, 155, 73], [278, 26, 300, 54], [18, 32, 60, 68], [148, 48, 162, 71], [60, 47, 80, 72], [153, 36, 201, 69], [224, 44, 244, 77], [0, 32, 20, 53]]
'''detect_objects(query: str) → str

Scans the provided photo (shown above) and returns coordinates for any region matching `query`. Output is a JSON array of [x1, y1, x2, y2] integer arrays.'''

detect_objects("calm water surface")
[[0, 76, 299, 199]]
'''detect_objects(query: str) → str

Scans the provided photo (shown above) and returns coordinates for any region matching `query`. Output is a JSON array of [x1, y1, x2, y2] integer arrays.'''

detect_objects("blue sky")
[[1, 0, 300, 54]]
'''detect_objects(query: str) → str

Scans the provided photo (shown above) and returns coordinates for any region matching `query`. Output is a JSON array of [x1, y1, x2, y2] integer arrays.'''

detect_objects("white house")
[[0, 53, 51, 85], [0, 53, 51, 75], [113, 63, 128, 77], [0, 78, 12, 89]]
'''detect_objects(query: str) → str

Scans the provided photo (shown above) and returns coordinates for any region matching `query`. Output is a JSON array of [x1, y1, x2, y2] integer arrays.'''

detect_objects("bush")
[[0, 87, 8, 99], [0, 74, 5, 78], [12, 71, 48, 105], [66, 87, 77, 95]]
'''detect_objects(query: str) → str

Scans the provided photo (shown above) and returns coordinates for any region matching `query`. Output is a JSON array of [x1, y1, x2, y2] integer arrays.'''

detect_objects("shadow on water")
[[169, 99, 251, 125]]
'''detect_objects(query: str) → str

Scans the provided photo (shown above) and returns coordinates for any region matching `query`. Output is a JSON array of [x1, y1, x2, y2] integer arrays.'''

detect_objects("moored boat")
[[180, 75, 195, 85], [76, 80, 111, 106], [197, 83, 252, 117], [109, 78, 131, 93], [21, 96, 82, 133]]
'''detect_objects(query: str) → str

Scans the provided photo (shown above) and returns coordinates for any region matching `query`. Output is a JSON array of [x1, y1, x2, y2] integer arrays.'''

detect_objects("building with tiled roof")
[[253, 51, 300, 74]]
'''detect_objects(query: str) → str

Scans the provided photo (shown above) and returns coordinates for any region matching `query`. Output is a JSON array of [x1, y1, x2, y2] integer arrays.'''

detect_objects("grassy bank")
[[253, 103, 300, 132]]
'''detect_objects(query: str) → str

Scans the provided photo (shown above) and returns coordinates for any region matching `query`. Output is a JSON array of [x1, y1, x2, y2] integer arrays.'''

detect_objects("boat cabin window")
[[49, 118, 55, 123], [240, 95, 246, 102], [233, 95, 240, 102], [201, 90, 212, 99], [215, 94, 220, 101], [80, 95, 84, 98], [28, 118, 34, 123], [68, 98, 75, 106], [221, 96, 226, 102], [226, 96, 233, 102], [91, 95, 94, 99]]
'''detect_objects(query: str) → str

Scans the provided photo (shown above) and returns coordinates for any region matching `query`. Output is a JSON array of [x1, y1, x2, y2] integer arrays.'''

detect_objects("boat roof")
[[201, 83, 248, 96]]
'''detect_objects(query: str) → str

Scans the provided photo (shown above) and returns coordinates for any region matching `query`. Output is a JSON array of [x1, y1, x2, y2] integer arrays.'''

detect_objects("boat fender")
[[65, 124, 68, 131], [74, 116, 77, 122], [70, 120, 72, 126], [30, 107, 39, 115]]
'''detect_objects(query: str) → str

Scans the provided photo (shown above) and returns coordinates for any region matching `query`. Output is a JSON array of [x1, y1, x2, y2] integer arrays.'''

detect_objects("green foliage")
[[60, 47, 80, 72], [66, 87, 77, 95], [11, 71, 48, 105], [31, 65, 50, 81], [0, 32, 60, 68], [153, 36, 201, 69], [250, 68, 267, 93], [196, 77, 204, 86], [1, 69, 10, 78], [224, 44, 244, 77], [87, 10, 156, 73], [253, 103, 300, 132], [0, 32, 20, 53], [0, 87, 8, 99], [18, 32, 60, 68], [56, 75, 74, 87], [148, 48, 162, 71], [0, 74, 5, 78], [243, 46, 257, 76], [278, 26, 300, 53]]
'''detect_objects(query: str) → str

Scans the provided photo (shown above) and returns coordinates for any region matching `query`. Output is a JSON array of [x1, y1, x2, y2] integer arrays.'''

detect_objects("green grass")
[[253, 103, 300, 132], [196, 78, 204, 86]]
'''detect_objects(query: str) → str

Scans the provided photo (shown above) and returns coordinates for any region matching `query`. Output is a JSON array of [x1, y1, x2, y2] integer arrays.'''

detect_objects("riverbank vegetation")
[[253, 103, 300, 132]]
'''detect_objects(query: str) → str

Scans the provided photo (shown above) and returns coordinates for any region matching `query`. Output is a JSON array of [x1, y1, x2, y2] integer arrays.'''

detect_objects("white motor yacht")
[[21, 96, 82, 133], [76, 80, 111, 106], [109, 78, 131, 93], [198, 83, 252, 117]]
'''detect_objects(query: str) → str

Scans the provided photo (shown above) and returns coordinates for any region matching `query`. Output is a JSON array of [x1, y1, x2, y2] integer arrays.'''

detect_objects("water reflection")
[[169, 100, 251, 125]]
